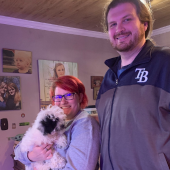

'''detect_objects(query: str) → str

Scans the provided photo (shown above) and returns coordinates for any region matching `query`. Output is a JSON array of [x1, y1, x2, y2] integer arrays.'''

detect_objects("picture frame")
[[2, 48, 32, 74], [91, 76, 103, 89], [0, 76, 22, 111], [38, 59, 78, 109], [84, 107, 97, 115], [93, 86, 100, 100]]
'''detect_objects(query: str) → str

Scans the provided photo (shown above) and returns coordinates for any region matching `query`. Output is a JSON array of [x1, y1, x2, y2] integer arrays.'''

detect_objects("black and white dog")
[[19, 105, 67, 170]]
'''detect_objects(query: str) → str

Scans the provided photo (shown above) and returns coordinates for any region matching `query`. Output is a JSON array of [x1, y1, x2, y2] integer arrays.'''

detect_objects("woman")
[[0, 82, 7, 110], [53, 63, 65, 78], [6, 82, 21, 110], [14, 75, 100, 170]]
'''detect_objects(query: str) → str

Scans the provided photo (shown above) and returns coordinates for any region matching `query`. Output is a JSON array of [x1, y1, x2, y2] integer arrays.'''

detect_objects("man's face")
[[107, 2, 148, 52]]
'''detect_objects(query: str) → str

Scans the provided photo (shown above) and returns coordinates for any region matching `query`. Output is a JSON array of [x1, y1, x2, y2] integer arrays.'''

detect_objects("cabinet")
[[11, 154, 25, 170]]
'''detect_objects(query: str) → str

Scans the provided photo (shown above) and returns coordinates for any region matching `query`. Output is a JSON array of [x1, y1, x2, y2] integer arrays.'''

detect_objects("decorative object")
[[3, 48, 32, 74], [0, 118, 8, 130], [91, 76, 103, 89], [21, 113, 25, 118], [8, 134, 24, 141], [0, 76, 21, 111], [19, 122, 29, 126], [12, 123, 16, 129], [93, 86, 100, 100], [38, 60, 78, 109]]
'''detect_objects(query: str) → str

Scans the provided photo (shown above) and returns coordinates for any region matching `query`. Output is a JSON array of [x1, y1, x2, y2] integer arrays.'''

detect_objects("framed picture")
[[91, 76, 103, 89], [84, 107, 97, 115], [38, 60, 78, 109], [3, 48, 32, 74], [0, 76, 21, 111], [93, 86, 100, 100]]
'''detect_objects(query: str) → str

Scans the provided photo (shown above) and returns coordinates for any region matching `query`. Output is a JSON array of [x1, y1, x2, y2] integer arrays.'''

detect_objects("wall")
[[0, 23, 118, 170], [152, 31, 170, 47]]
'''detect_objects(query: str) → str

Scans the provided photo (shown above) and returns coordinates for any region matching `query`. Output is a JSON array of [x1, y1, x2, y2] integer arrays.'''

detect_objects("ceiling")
[[0, 0, 169, 32]]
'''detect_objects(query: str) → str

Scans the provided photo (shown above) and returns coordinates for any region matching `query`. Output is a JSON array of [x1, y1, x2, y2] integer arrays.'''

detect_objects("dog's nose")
[[60, 124, 65, 129]]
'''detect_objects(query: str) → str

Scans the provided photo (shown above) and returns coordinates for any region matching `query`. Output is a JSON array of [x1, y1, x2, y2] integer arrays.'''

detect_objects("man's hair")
[[103, 0, 154, 39]]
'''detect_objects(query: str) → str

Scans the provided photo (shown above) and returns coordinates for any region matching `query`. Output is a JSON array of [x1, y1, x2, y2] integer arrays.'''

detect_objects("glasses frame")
[[52, 92, 76, 102]]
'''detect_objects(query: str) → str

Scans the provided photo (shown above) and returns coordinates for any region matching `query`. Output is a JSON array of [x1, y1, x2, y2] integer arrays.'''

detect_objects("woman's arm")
[[63, 116, 100, 170], [14, 142, 53, 165], [14, 142, 32, 165]]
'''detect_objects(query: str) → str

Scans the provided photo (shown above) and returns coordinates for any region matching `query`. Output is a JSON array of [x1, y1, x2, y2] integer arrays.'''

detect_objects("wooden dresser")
[[11, 154, 25, 170]]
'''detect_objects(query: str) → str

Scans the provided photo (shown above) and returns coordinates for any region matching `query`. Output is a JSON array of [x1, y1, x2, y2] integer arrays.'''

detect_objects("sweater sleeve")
[[63, 116, 100, 170], [14, 142, 32, 165]]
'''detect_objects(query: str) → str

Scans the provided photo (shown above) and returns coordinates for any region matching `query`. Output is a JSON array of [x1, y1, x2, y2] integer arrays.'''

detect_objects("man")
[[96, 0, 170, 170]]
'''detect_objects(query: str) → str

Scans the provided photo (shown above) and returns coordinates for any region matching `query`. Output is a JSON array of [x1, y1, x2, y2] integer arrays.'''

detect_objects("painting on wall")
[[93, 86, 100, 100], [91, 76, 103, 89], [2, 48, 32, 74], [38, 60, 78, 109], [0, 76, 21, 111]]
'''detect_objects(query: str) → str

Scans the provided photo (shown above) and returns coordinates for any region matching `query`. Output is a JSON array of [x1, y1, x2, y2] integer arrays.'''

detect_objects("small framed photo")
[[3, 48, 32, 74], [0, 76, 22, 111], [93, 86, 100, 100], [91, 76, 103, 89], [84, 107, 97, 115]]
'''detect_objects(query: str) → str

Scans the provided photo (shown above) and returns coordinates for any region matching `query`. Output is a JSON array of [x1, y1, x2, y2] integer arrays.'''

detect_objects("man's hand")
[[28, 143, 53, 162]]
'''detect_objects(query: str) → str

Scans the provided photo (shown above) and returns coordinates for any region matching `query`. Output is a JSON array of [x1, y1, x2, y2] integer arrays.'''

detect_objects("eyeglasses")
[[52, 93, 76, 102]]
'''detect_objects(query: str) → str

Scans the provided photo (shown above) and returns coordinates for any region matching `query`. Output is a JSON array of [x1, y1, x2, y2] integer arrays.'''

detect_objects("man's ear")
[[144, 22, 148, 31]]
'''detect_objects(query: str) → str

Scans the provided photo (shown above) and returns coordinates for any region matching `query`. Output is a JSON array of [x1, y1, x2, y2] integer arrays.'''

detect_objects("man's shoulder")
[[152, 45, 170, 56]]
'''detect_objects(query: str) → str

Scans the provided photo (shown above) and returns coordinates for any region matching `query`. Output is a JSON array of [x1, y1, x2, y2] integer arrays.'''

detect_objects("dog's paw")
[[55, 135, 67, 149]]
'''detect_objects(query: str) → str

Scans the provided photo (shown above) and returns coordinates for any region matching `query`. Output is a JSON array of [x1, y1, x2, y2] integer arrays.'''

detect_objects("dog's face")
[[36, 106, 66, 136]]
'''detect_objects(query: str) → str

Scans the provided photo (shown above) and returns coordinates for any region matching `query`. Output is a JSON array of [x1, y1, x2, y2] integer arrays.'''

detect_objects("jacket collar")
[[105, 40, 154, 69]]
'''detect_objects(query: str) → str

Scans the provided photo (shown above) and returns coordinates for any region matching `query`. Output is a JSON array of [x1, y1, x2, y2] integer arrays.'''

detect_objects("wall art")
[[91, 76, 103, 89], [3, 48, 32, 74], [0, 76, 21, 111], [38, 60, 78, 109]]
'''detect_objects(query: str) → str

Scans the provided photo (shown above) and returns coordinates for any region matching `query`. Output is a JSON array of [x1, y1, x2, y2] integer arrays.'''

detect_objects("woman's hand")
[[28, 143, 53, 162]]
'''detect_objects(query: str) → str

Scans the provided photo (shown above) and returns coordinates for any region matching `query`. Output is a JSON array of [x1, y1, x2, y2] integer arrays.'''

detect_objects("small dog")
[[19, 105, 67, 170]]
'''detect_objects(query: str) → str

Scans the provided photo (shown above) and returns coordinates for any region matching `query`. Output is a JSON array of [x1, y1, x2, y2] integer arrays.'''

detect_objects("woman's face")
[[8, 87, 16, 96], [54, 87, 83, 120], [56, 65, 65, 77], [0, 82, 7, 95], [0, 86, 5, 95]]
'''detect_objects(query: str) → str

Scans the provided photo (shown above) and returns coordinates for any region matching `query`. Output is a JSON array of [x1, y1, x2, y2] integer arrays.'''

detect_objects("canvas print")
[[93, 86, 100, 100], [3, 48, 32, 74], [84, 107, 98, 115], [38, 60, 78, 109], [0, 76, 21, 111], [91, 76, 103, 89]]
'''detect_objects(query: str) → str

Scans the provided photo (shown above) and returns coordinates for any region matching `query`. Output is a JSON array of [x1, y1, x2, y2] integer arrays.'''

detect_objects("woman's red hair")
[[50, 75, 88, 109]]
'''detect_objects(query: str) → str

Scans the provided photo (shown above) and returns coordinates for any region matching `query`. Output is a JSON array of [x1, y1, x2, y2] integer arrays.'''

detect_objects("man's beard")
[[111, 26, 145, 52]]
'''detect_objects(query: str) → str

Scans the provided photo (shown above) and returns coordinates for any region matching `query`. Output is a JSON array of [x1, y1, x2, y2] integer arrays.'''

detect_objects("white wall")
[[0, 23, 118, 170], [152, 31, 170, 47]]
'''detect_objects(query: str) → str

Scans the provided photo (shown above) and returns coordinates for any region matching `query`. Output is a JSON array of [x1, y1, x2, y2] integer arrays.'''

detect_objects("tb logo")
[[135, 68, 148, 83]]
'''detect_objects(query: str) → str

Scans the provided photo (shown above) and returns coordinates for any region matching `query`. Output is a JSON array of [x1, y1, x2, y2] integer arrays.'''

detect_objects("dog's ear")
[[40, 115, 58, 135], [37, 126, 44, 134]]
